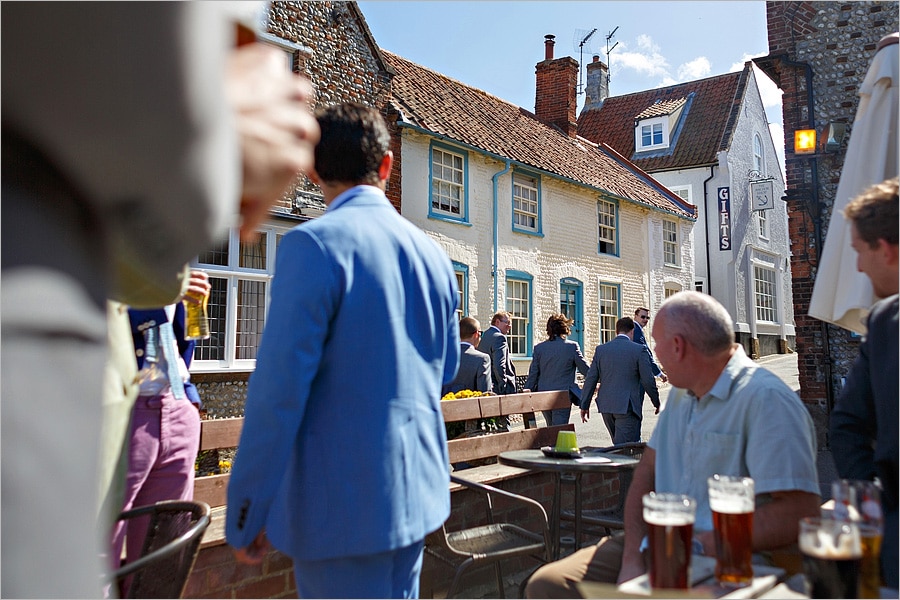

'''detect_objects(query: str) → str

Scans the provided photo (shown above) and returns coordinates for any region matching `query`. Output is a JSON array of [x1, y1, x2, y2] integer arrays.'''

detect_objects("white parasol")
[[809, 34, 899, 334]]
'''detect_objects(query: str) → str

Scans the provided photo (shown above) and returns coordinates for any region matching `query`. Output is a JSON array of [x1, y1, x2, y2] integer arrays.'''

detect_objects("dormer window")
[[635, 116, 669, 150], [633, 96, 688, 153], [641, 121, 665, 148]]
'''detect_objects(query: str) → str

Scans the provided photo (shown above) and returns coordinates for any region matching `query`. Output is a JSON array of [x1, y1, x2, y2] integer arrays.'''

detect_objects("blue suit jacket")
[[225, 186, 460, 561], [128, 303, 201, 405], [632, 322, 663, 378], [581, 335, 660, 415], [443, 342, 492, 396], [524, 337, 589, 401]]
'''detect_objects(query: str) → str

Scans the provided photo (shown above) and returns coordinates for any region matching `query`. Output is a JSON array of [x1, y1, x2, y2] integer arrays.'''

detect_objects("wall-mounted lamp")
[[824, 122, 848, 153], [794, 129, 817, 154]]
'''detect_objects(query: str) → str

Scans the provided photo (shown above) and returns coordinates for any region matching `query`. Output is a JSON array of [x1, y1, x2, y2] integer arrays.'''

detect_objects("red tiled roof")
[[635, 97, 687, 120], [578, 67, 749, 172], [381, 50, 695, 220]]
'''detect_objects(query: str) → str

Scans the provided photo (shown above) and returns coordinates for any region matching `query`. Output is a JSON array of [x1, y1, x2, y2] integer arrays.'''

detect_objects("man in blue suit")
[[580, 317, 660, 444], [443, 316, 492, 396], [633, 307, 668, 386], [226, 103, 460, 599]]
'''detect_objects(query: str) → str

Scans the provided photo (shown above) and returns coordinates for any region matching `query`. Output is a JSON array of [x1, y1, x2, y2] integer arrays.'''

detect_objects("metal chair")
[[425, 475, 552, 598], [110, 500, 211, 599], [559, 442, 646, 538]]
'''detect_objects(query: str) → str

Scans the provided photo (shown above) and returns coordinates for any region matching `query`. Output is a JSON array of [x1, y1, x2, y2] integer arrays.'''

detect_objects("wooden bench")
[[192, 390, 574, 542], [441, 390, 574, 488]]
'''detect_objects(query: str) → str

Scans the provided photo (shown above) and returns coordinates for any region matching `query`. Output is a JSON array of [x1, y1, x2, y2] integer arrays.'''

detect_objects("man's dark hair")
[[545, 313, 573, 339], [634, 307, 649, 316], [459, 317, 480, 340], [844, 177, 899, 247], [314, 102, 390, 185], [615, 316, 635, 334]]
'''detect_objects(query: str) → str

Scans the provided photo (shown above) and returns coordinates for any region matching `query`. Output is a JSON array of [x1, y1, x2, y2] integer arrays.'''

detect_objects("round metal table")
[[498, 448, 640, 559]]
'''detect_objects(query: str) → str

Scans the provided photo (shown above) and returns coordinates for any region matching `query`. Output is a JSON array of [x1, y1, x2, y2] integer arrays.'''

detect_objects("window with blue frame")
[[597, 198, 618, 255], [512, 172, 541, 235], [429, 142, 468, 223], [452, 261, 468, 320], [505, 270, 533, 356], [559, 278, 584, 349], [598, 282, 620, 344]]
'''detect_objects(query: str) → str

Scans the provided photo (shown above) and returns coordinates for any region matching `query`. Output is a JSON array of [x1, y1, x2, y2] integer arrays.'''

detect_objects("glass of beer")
[[183, 278, 211, 341], [707, 475, 755, 588], [832, 479, 883, 598], [643, 493, 696, 590], [799, 516, 862, 598]]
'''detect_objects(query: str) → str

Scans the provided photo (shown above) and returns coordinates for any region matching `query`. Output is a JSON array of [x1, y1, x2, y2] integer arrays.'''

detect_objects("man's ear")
[[878, 239, 899, 266], [378, 151, 394, 182]]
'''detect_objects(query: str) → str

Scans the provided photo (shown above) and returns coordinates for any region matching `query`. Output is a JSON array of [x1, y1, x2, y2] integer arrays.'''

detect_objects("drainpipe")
[[702, 165, 716, 295], [491, 160, 512, 314]]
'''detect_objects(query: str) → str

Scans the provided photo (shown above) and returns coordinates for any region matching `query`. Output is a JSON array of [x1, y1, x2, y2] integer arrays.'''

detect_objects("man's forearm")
[[753, 491, 821, 551]]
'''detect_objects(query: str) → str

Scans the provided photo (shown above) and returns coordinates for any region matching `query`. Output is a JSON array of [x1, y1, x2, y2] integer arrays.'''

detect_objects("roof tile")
[[382, 50, 695, 219]]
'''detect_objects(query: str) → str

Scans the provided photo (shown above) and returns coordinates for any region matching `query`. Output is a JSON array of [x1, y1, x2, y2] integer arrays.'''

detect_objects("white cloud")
[[614, 34, 670, 78], [677, 57, 712, 81]]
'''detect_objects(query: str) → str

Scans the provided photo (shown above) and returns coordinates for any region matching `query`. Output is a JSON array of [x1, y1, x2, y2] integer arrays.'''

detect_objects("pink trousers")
[[110, 390, 200, 571]]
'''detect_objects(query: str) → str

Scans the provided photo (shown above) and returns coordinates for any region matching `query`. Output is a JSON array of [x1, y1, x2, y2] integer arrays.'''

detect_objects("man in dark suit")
[[633, 307, 667, 385], [443, 317, 493, 396], [829, 177, 898, 589], [525, 314, 590, 426], [478, 311, 517, 396], [580, 317, 660, 444]]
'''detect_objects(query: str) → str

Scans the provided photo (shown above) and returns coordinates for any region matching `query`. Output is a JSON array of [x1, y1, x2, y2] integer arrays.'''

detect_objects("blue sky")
[[357, 1, 786, 172]]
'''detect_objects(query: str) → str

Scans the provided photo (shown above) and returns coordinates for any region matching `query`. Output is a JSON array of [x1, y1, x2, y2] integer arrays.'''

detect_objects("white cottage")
[[381, 40, 695, 374], [579, 59, 795, 357]]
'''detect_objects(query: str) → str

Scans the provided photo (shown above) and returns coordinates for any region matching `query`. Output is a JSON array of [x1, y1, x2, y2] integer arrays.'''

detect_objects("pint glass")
[[832, 479, 883, 598], [184, 288, 211, 340], [708, 475, 754, 587], [643, 493, 696, 590], [799, 517, 862, 599]]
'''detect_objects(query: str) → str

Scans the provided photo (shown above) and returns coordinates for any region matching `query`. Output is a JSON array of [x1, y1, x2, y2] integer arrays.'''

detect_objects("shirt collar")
[[326, 185, 382, 212], [702, 345, 752, 402]]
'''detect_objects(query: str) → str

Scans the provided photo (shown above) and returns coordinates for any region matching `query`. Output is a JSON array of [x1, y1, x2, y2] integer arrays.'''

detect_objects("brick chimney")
[[535, 34, 579, 137], [581, 55, 609, 114]]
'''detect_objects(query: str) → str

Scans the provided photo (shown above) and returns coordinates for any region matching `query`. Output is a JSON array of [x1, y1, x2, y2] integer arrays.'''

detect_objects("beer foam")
[[799, 526, 862, 559], [644, 510, 694, 527], [709, 496, 754, 514]]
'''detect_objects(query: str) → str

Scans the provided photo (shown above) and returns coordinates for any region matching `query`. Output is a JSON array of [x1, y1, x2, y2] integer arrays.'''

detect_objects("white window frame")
[[753, 265, 778, 323], [753, 134, 765, 176], [669, 185, 692, 204], [635, 117, 669, 150], [429, 143, 468, 223], [597, 198, 619, 256], [505, 271, 533, 356], [662, 219, 679, 267], [512, 172, 541, 234], [757, 209, 769, 239], [597, 282, 620, 344], [191, 224, 290, 372], [452, 261, 468, 321]]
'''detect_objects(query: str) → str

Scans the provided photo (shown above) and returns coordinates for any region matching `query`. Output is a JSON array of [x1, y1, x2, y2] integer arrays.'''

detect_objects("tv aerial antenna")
[[605, 26, 620, 84], [573, 28, 599, 95]]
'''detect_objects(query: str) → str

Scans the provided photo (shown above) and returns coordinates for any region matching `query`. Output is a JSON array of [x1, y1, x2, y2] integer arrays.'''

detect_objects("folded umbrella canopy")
[[809, 33, 899, 334]]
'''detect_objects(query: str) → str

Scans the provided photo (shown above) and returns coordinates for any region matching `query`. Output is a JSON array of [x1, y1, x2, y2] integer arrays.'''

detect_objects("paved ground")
[[533, 352, 838, 499]]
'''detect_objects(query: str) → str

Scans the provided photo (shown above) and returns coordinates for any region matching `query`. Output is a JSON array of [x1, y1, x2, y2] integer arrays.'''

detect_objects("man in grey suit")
[[443, 317, 493, 396], [478, 311, 517, 396], [580, 317, 660, 444]]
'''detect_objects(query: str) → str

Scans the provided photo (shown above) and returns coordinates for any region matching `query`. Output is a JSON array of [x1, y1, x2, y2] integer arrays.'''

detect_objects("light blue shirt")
[[649, 346, 819, 532]]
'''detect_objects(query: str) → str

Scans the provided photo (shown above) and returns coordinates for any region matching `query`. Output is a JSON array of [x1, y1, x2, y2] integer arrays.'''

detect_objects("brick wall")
[[534, 36, 579, 138], [763, 1, 898, 443], [183, 469, 622, 598]]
